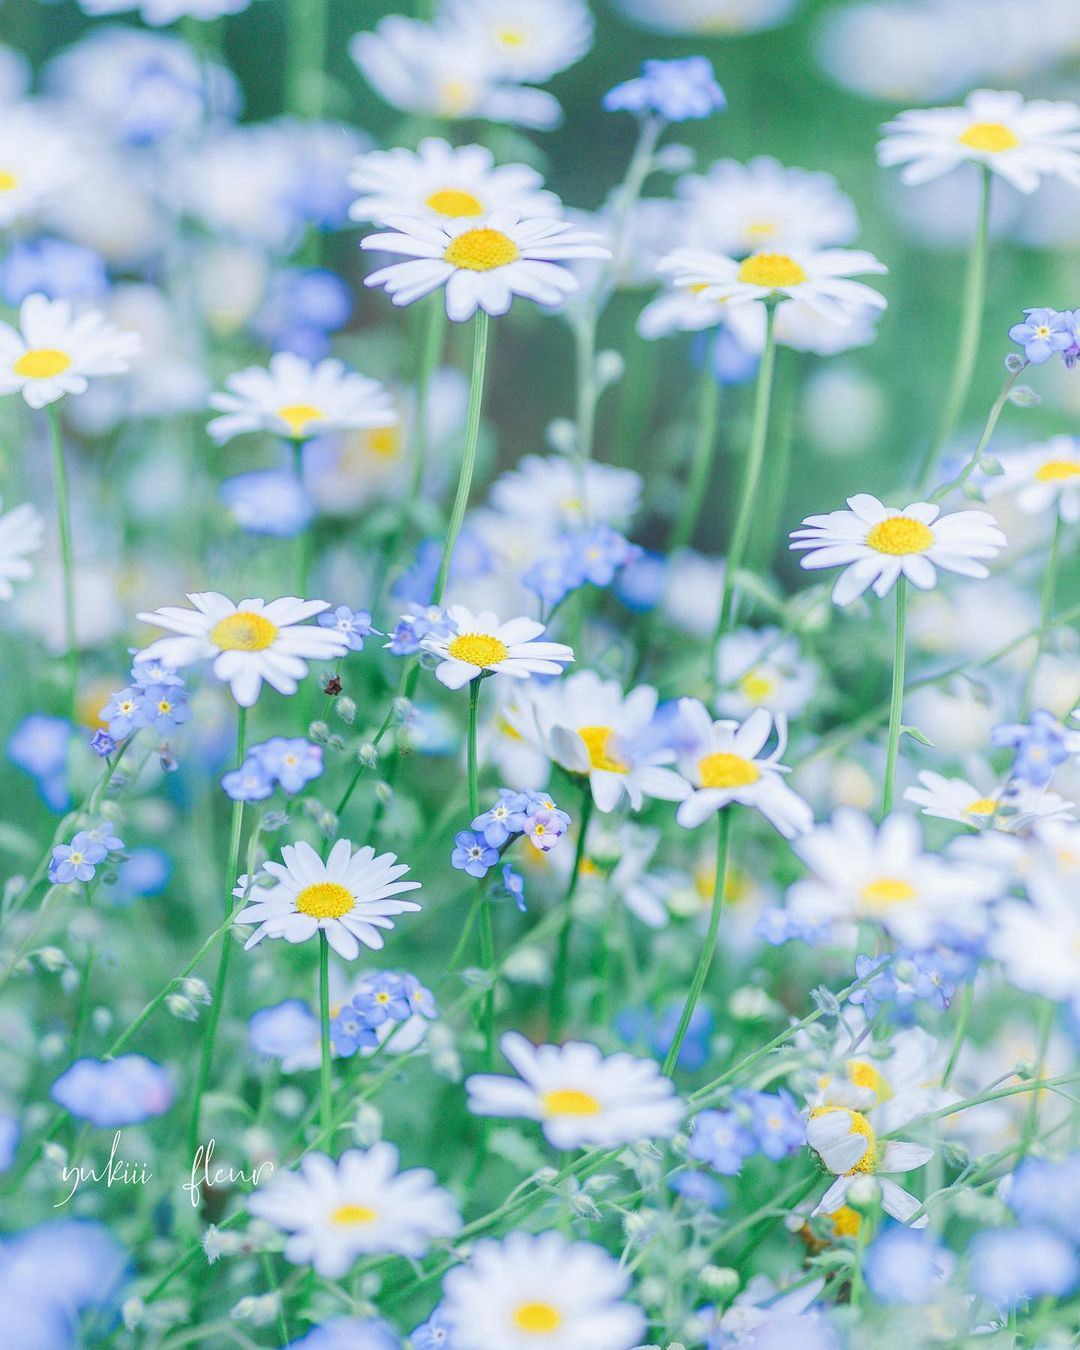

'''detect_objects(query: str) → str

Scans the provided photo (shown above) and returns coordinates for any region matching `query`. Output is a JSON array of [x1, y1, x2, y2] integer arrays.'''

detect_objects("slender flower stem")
[[46, 404, 77, 718], [709, 306, 778, 679], [929, 360, 1026, 504], [669, 338, 722, 554], [917, 165, 992, 488], [318, 931, 332, 1139], [1019, 1000, 1055, 1157], [186, 704, 248, 1164], [549, 786, 594, 1039], [662, 809, 732, 1077], [432, 310, 489, 606], [285, 0, 328, 119], [465, 678, 496, 1068], [1020, 511, 1063, 719], [942, 981, 973, 1087], [880, 577, 908, 819]]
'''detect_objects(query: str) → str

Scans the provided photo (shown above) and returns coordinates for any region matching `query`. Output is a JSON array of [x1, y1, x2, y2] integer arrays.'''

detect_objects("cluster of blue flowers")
[[847, 946, 979, 1022], [992, 709, 1080, 787], [689, 1090, 805, 1176], [603, 56, 727, 123], [251, 266, 352, 361], [1008, 306, 1080, 367], [50, 1053, 172, 1127], [522, 525, 641, 609], [331, 972, 436, 1058], [222, 737, 323, 802], [615, 1001, 715, 1072], [48, 821, 124, 886], [388, 602, 453, 657], [451, 789, 571, 885], [95, 661, 189, 755]]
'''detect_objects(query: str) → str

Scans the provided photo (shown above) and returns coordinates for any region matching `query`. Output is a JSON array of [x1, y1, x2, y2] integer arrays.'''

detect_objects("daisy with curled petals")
[[348, 137, 560, 227], [904, 769, 1075, 833], [806, 1097, 934, 1226], [659, 245, 887, 325], [0, 499, 44, 601], [877, 90, 1080, 194], [440, 1230, 646, 1350], [135, 593, 350, 706], [420, 605, 573, 690], [361, 211, 610, 322], [672, 700, 812, 838], [0, 293, 141, 408], [233, 838, 421, 959], [466, 1032, 683, 1149], [207, 351, 396, 446], [246, 1144, 460, 1278], [789, 494, 1006, 606]]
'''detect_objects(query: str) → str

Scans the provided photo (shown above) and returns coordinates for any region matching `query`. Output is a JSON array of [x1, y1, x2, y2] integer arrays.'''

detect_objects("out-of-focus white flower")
[[441, 0, 593, 83], [0, 104, 82, 228], [0, 499, 44, 602], [985, 435, 1080, 523], [612, 0, 800, 37], [715, 627, 817, 720]]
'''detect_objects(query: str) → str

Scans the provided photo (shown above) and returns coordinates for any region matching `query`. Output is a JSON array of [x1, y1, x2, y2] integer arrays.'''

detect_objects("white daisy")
[[440, 1229, 646, 1350], [984, 435, 1080, 523], [806, 1100, 934, 1227], [466, 1032, 682, 1149], [442, 0, 594, 83], [790, 494, 1006, 606], [233, 838, 421, 959], [0, 499, 45, 601], [134, 592, 350, 707], [635, 277, 767, 347], [0, 293, 141, 409], [420, 605, 573, 690], [488, 453, 642, 532], [678, 156, 859, 257], [714, 627, 817, 720], [989, 873, 1080, 1005], [504, 670, 686, 813], [672, 701, 813, 838], [612, 0, 799, 36], [878, 89, 1080, 193], [659, 245, 887, 325], [348, 137, 560, 228], [361, 211, 610, 322], [785, 808, 1002, 945], [904, 770, 1076, 833], [246, 1144, 460, 1278], [0, 104, 82, 228], [807, 1024, 956, 1135], [207, 352, 396, 446]]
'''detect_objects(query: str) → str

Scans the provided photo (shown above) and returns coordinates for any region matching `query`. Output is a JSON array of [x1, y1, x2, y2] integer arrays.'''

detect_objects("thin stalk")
[[709, 306, 777, 677], [285, 0, 328, 119], [292, 439, 309, 596], [468, 678, 495, 1068], [319, 931, 332, 1139], [662, 809, 732, 1077], [431, 310, 489, 606], [669, 338, 721, 553], [1020, 511, 1063, 718], [929, 360, 1026, 503], [47, 404, 77, 717], [942, 982, 973, 1087], [549, 786, 594, 1039], [880, 577, 907, 819], [917, 165, 992, 487], [1019, 1000, 1055, 1156]]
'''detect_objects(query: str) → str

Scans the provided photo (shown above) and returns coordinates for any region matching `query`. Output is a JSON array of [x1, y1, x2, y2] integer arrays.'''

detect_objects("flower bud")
[[846, 1175, 882, 1212]]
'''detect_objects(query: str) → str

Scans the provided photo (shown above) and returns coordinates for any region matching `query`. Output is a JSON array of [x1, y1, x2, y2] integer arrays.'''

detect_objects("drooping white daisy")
[[904, 770, 1076, 833], [635, 277, 767, 347], [806, 1101, 934, 1227], [0, 499, 45, 601], [466, 1032, 683, 1149], [678, 156, 859, 257], [790, 494, 1006, 606], [207, 352, 396, 446], [246, 1144, 460, 1278], [878, 90, 1080, 193], [361, 212, 610, 322], [785, 808, 1002, 945], [0, 105, 82, 228], [984, 435, 1080, 523], [989, 873, 1080, 1005], [134, 593, 350, 707], [233, 838, 421, 959], [0, 293, 141, 409], [659, 246, 887, 325], [420, 605, 573, 690], [348, 137, 560, 227], [714, 627, 817, 720], [805, 1024, 956, 1135], [504, 670, 686, 813], [442, 0, 594, 83], [440, 1229, 646, 1350], [672, 701, 813, 837]]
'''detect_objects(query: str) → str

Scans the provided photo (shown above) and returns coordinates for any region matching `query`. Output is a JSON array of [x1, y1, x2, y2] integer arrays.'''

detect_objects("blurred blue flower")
[[220, 469, 314, 538], [402, 974, 437, 1019], [967, 1225, 1079, 1308], [50, 1055, 172, 1127], [614, 550, 666, 613], [286, 1316, 400, 1349], [112, 846, 171, 901], [502, 863, 527, 913], [992, 709, 1077, 787], [603, 57, 726, 122], [744, 1089, 804, 1161], [388, 603, 453, 656], [0, 237, 108, 305], [249, 999, 320, 1060], [669, 1171, 729, 1209], [688, 1109, 757, 1175], [0, 1115, 18, 1172], [8, 714, 72, 812], [253, 267, 352, 359], [1008, 1152, 1080, 1242], [221, 758, 275, 802], [865, 1225, 954, 1304], [411, 1305, 452, 1349]]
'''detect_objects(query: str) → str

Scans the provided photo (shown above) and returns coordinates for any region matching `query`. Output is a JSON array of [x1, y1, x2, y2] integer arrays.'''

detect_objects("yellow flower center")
[[1035, 459, 1080, 483], [447, 632, 509, 667], [745, 218, 779, 241], [577, 724, 629, 774], [737, 252, 808, 288], [958, 121, 1020, 153], [330, 1203, 378, 1226], [846, 1058, 893, 1103], [276, 403, 324, 439], [210, 611, 279, 652], [495, 24, 529, 47], [512, 1302, 562, 1334], [860, 876, 917, 909], [865, 516, 934, 555], [295, 881, 355, 919], [444, 227, 520, 271], [426, 187, 485, 217], [810, 1105, 878, 1175], [437, 78, 476, 117], [363, 424, 401, 458], [13, 347, 72, 379], [831, 1205, 861, 1238], [698, 751, 760, 789], [541, 1088, 602, 1117], [0, 170, 18, 191], [738, 669, 776, 704], [1034, 325, 1051, 339], [157, 700, 172, 714], [966, 796, 998, 816]]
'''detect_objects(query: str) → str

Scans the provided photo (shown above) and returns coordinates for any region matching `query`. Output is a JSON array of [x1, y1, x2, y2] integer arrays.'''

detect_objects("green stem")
[[709, 306, 777, 676], [47, 404, 77, 718], [929, 360, 1026, 504], [431, 310, 489, 606], [662, 809, 732, 1077], [285, 0, 328, 119], [468, 679, 495, 1068], [186, 705, 247, 1164], [573, 310, 599, 462], [942, 982, 972, 1088], [669, 339, 721, 553], [319, 931, 332, 1139], [917, 165, 992, 488], [1019, 1000, 1055, 1156], [880, 577, 907, 819], [1020, 512, 1063, 719], [549, 786, 594, 1039]]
